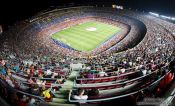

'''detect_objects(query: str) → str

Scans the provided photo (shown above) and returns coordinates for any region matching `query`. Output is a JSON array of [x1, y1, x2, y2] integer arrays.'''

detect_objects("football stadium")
[[52, 21, 121, 51], [0, 0, 175, 106]]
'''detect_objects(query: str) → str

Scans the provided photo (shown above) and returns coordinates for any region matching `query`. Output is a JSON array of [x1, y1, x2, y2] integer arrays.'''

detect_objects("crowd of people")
[[0, 6, 174, 105], [10, 8, 146, 58]]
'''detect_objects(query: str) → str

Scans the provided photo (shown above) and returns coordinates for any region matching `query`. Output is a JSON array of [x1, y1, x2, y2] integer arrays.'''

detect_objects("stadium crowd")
[[0, 6, 174, 105]]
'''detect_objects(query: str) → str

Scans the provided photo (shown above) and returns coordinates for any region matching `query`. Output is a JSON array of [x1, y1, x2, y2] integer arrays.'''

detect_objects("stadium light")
[[172, 17, 175, 20], [160, 15, 171, 19], [149, 12, 175, 21], [149, 12, 159, 17]]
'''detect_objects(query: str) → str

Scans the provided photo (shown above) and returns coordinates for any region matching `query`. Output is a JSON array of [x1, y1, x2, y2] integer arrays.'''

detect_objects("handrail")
[[69, 51, 173, 103], [21, 81, 63, 87], [7, 73, 63, 91], [74, 69, 158, 88], [160, 89, 175, 106], [76, 64, 148, 81], [15, 89, 45, 101], [11, 74, 63, 87], [76, 69, 137, 80], [0, 79, 45, 102], [12, 72, 59, 80], [74, 61, 165, 84], [69, 70, 171, 103], [1, 6, 174, 105]]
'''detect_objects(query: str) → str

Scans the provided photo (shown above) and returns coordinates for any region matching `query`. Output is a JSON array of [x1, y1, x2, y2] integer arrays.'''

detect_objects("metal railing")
[[69, 70, 172, 103]]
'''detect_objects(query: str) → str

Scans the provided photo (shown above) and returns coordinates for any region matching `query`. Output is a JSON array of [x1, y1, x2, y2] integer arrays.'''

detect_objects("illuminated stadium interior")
[[51, 21, 121, 52], [0, 0, 175, 106]]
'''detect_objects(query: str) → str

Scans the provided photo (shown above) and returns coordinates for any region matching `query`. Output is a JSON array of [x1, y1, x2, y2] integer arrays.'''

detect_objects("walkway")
[[48, 69, 79, 106]]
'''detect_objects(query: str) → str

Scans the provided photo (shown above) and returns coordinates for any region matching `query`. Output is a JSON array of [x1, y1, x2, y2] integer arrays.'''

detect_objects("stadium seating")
[[0, 6, 174, 105]]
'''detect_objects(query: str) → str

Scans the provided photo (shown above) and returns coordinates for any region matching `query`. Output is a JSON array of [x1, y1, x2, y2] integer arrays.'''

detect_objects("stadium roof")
[[0, 0, 174, 30]]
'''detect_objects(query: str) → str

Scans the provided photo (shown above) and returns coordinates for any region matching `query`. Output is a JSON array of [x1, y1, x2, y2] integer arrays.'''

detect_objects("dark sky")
[[0, 0, 174, 29]]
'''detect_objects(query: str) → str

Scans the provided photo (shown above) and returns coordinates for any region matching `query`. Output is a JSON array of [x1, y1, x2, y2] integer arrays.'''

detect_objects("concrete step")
[[54, 91, 62, 94], [59, 89, 70, 95], [53, 90, 69, 99], [38, 102, 77, 106], [52, 98, 67, 103], [48, 102, 77, 106], [54, 94, 66, 98]]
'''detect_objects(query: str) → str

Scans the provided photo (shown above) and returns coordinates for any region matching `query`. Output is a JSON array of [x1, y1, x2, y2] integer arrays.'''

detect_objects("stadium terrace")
[[0, 6, 175, 106]]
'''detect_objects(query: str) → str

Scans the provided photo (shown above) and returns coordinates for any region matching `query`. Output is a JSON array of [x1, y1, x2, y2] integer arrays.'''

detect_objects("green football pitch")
[[51, 21, 121, 51]]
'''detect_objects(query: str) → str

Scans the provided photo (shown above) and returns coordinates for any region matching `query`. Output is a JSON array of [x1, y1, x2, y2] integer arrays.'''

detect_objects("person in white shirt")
[[72, 89, 88, 100], [51, 72, 58, 78], [136, 57, 141, 61], [98, 71, 108, 77], [6, 76, 15, 88], [120, 68, 126, 73], [86, 66, 91, 70], [46, 69, 52, 75], [129, 62, 133, 67], [36, 79, 46, 87], [141, 68, 147, 76]]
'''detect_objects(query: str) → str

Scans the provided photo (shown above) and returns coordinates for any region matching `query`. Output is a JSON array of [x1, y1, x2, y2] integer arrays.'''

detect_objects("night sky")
[[0, 0, 174, 30]]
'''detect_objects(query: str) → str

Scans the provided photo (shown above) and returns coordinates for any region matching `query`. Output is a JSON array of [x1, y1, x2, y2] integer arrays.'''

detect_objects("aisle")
[[61, 69, 79, 90], [47, 69, 79, 106]]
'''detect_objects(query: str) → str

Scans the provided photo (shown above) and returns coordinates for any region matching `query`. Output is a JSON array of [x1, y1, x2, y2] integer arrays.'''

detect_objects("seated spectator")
[[28, 98, 36, 106], [20, 83, 29, 90], [1, 67, 7, 75], [7, 68, 12, 76], [28, 78, 34, 84], [38, 73, 44, 78], [129, 61, 133, 67], [55, 78, 65, 84], [0, 59, 6, 66], [151, 62, 157, 70], [86, 72, 94, 78], [13, 63, 20, 72], [26, 69, 31, 75], [42, 88, 53, 102], [147, 70, 152, 74], [88, 88, 99, 96], [51, 72, 58, 78], [120, 68, 126, 74], [86, 66, 91, 70], [36, 79, 46, 87], [17, 95, 29, 106], [141, 67, 147, 76], [136, 57, 142, 62], [90, 68, 97, 74], [44, 69, 52, 78], [33, 70, 39, 77], [72, 89, 88, 100], [31, 84, 40, 95], [6, 76, 15, 88], [98, 70, 108, 77]]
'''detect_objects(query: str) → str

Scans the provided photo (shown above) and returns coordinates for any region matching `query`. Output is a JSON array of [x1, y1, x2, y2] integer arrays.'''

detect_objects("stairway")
[[48, 90, 75, 106], [47, 69, 79, 106]]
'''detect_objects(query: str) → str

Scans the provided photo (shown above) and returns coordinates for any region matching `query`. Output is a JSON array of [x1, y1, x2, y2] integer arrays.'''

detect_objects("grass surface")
[[52, 21, 121, 51]]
